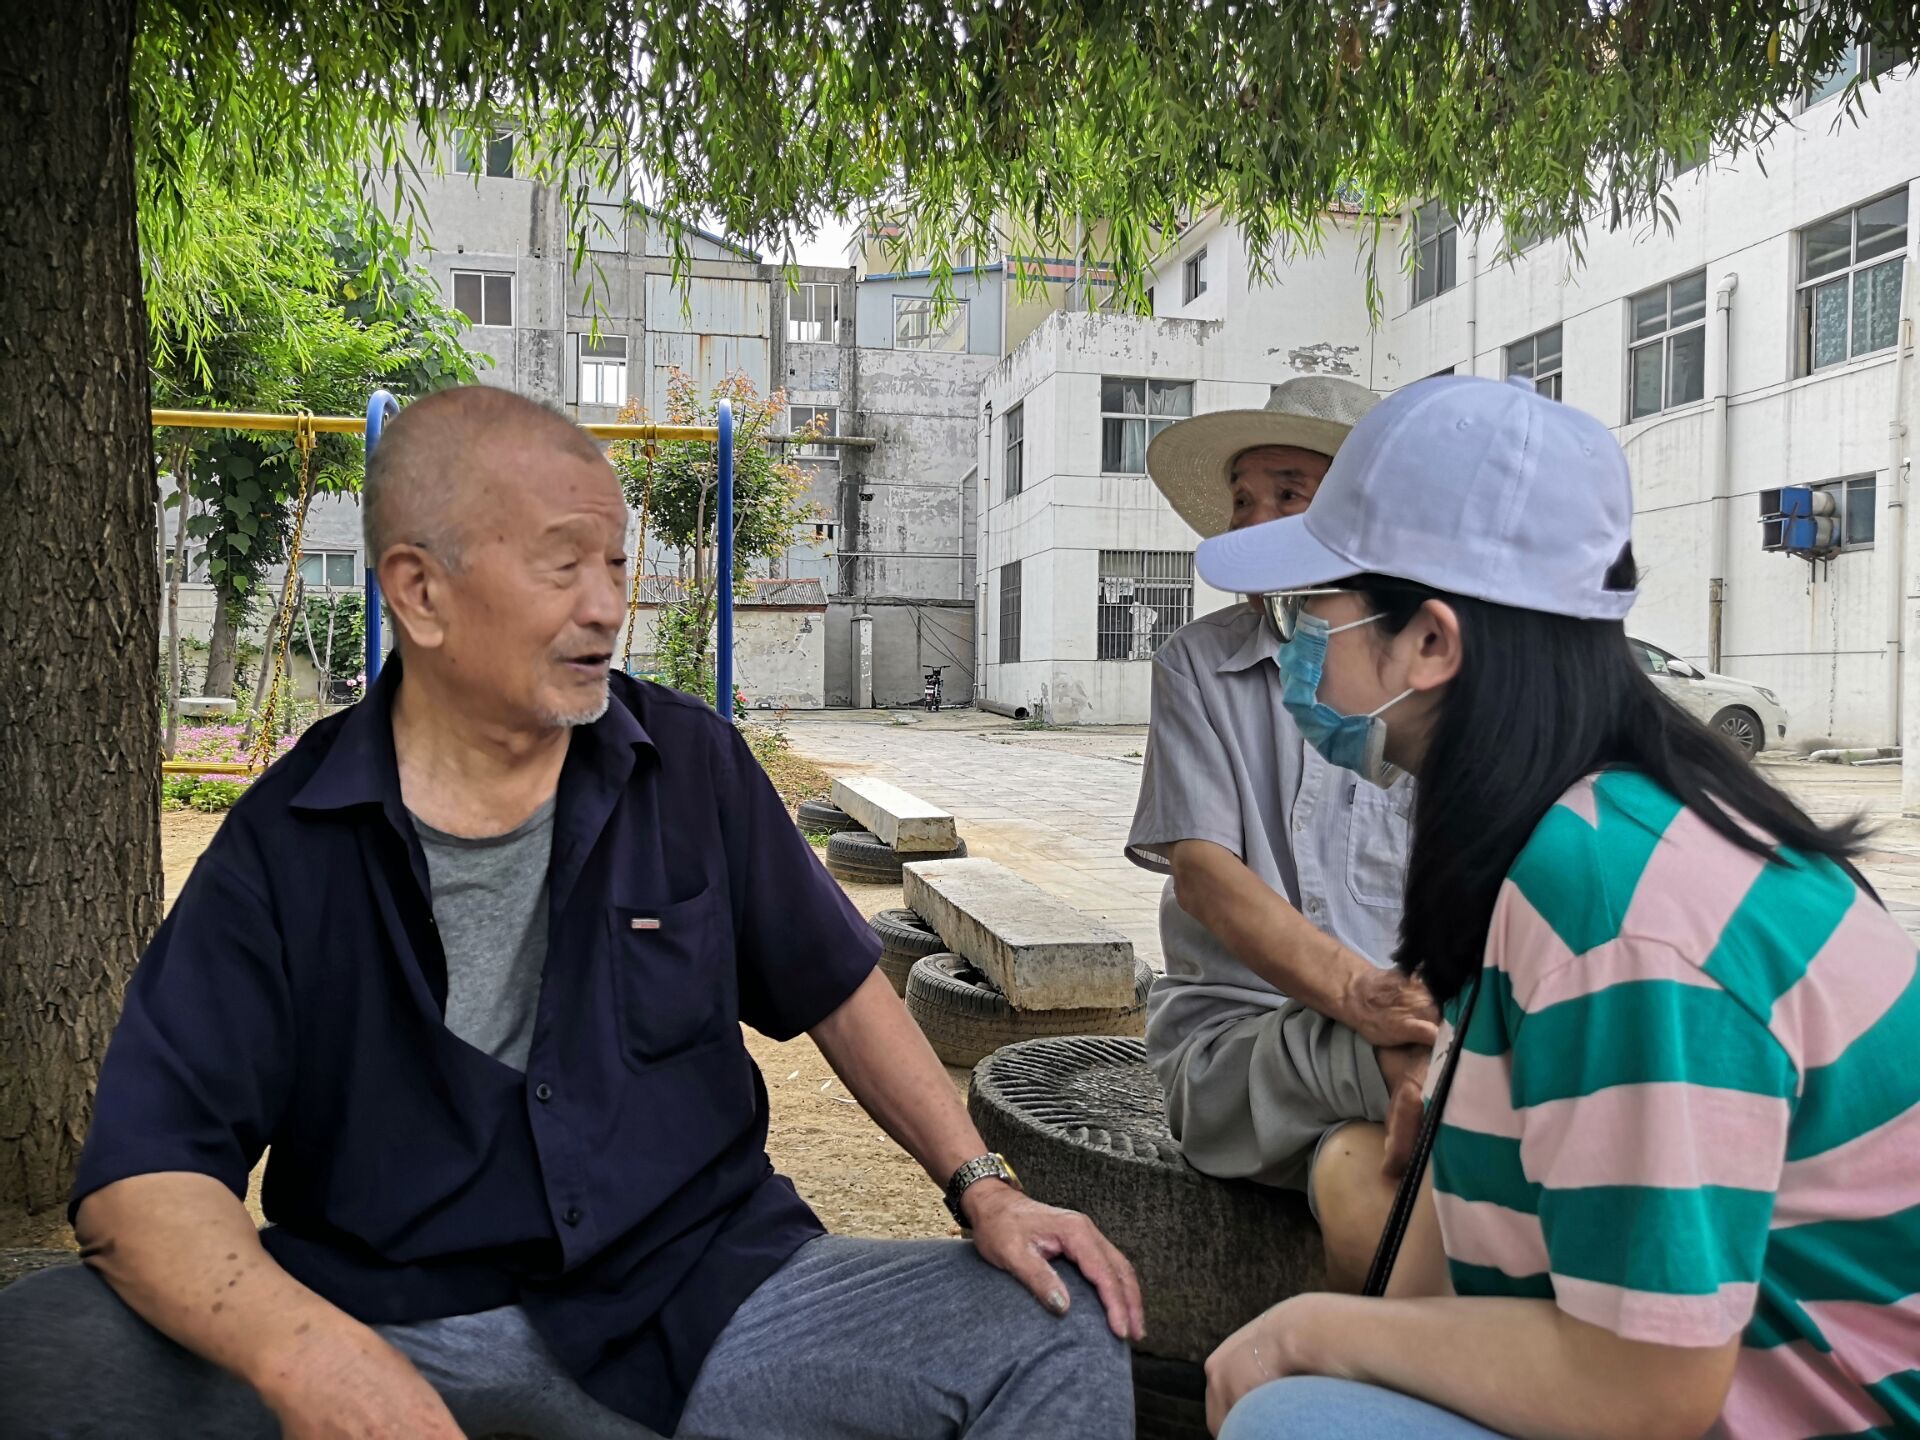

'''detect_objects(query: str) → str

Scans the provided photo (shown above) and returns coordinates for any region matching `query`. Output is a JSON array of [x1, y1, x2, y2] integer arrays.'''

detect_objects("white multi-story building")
[[979, 60, 1919, 746]]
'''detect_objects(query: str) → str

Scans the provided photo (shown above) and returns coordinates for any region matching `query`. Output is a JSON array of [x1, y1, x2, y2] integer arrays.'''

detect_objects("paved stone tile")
[[778, 715, 1920, 973]]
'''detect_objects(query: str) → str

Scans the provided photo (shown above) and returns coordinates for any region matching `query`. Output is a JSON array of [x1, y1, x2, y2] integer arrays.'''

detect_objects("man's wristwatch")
[[943, 1153, 1021, 1225]]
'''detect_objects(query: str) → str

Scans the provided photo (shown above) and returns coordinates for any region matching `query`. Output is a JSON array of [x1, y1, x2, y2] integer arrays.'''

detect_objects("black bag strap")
[[1362, 967, 1487, 1298]]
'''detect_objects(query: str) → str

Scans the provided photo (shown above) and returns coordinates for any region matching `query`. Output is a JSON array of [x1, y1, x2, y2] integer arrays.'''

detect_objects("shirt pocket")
[[609, 887, 732, 1065], [1344, 783, 1412, 911]]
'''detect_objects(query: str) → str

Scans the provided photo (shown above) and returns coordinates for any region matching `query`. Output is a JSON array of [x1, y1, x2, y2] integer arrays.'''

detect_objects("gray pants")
[[0, 1236, 1131, 1439], [1154, 1003, 1390, 1195]]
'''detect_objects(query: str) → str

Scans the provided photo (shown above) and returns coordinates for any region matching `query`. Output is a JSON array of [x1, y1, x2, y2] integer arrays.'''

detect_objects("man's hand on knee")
[[961, 1181, 1146, 1343]]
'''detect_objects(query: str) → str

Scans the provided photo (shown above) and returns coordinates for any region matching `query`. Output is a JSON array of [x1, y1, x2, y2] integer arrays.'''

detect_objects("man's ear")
[[1404, 599, 1463, 692], [378, 545, 449, 651]]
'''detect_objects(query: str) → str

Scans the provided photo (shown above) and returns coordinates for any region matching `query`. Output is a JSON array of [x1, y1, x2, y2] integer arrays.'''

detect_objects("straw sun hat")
[[1145, 375, 1380, 539]]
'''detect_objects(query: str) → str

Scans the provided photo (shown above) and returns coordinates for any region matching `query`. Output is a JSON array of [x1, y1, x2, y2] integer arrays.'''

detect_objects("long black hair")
[[1349, 562, 1872, 1005]]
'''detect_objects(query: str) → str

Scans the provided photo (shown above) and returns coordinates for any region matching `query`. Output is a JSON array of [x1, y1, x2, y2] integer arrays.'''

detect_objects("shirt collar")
[[1216, 608, 1282, 675], [290, 654, 657, 817]]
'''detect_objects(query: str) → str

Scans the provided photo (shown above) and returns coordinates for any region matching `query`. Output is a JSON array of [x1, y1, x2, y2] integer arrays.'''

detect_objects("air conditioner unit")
[[1760, 486, 1839, 559]]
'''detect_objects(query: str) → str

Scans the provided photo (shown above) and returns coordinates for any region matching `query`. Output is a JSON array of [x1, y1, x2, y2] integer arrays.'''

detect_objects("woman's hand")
[[1204, 1294, 1345, 1435]]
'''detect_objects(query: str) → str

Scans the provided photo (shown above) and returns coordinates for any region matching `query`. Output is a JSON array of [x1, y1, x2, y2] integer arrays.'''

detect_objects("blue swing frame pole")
[[715, 399, 735, 719], [363, 391, 400, 682]]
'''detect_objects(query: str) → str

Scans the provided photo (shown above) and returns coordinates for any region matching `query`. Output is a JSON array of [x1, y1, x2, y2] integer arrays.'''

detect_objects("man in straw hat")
[[1124, 376, 1437, 1289]]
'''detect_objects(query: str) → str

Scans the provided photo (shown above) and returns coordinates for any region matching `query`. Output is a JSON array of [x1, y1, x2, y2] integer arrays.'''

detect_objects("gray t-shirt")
[[1125, 604, 1412, 1069], [412, 797, 555, 1072]]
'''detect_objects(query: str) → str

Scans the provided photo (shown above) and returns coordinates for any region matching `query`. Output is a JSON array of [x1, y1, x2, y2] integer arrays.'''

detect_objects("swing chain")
[[247, 416, 318, 771]]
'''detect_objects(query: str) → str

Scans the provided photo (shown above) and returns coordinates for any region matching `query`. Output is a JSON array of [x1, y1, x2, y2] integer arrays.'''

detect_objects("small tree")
[[609, 370, 822, 708]]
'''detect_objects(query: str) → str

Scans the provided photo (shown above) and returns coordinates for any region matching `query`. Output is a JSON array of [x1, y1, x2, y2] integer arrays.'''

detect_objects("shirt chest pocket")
[[1343, 783, 1413, 911], [609, 887, 734, 1065]]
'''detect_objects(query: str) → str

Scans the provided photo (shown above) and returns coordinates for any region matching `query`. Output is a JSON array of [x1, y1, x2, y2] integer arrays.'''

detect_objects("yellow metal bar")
[[152, 409, 365, 434], [151, 408, 719, 443], [162, 760, 263, 776]]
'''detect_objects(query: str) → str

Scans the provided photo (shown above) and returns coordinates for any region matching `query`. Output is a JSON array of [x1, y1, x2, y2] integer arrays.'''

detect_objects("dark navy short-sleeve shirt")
[[73, 662, 879, 1434]]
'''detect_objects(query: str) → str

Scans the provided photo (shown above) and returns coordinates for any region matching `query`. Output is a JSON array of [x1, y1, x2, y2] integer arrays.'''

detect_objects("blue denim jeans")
[[1222, 1376, 1507, 1439]]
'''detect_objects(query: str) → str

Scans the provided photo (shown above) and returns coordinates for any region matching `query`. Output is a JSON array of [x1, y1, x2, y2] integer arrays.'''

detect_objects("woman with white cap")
[[1195, 375, 1920, 1439]]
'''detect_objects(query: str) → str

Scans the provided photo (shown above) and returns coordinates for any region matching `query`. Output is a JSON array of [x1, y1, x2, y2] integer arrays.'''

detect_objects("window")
[[584, 201, 625, 253], [787, 283, 841, 344], [579, 335, 628, 406], [789, 405, 836, 458], [1412, 201, 1458, 304], [1182, 248, 1209, 304], [1101, 377, 1193, 474], [1816, 475, 1878, 550], [1627, 271, 1707, 419], [999, 561, 1022, 664], [1799, 191, 1907, 373], [1004, 404, 1025, 499], [1506, 325, 1564, 400], [452, 270, 514, 328], [1670, 137, 1710, 177], [453, 131, 515, 178], [893, 296, 968, 351], [1097, 552, 1194, 660], [297, 551, 357, 589], [1807, 39, 1915, 106]]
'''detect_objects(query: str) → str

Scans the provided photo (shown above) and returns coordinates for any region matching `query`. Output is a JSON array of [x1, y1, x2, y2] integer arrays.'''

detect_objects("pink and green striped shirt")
[[1433, 770, 1920, 1438]]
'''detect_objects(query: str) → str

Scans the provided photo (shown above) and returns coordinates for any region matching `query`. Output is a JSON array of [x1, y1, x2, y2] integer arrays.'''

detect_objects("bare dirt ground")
[[2, 761, 957, 1251]]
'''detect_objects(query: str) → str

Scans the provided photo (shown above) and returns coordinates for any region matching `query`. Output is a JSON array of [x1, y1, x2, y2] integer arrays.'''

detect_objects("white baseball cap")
[[1195, 374, 1637, 620]]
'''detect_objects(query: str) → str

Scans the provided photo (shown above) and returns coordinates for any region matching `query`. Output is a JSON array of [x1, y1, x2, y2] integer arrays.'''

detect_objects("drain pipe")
[[1886, 244, 1914, 761], [1464, 235, 1479, 373], [1708, 273, 1740, 673]]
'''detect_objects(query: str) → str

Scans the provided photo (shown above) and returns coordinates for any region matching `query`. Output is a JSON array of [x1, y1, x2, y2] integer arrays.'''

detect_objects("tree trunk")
[[163, 458, 190, 756], [204, 604, 239, 700], [0, 0, 160, 1214]]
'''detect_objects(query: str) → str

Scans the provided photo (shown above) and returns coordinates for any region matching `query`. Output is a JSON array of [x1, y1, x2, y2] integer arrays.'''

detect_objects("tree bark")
[[204, 603, 239, 700], [163, 457, 191, 756], [0, 0, 161, 1213]]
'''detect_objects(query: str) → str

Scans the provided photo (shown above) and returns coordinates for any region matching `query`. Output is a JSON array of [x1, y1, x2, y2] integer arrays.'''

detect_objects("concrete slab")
[[903, 857, 1135, 1010], [831, 776, 959, 853]]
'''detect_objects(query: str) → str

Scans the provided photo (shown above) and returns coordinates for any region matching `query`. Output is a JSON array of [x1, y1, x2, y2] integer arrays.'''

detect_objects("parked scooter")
[[922, 666, 946, 712]]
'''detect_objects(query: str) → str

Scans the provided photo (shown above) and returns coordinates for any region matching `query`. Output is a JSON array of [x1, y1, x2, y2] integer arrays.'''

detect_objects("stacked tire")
[[867, 908, 947, 994], [825, 828, 968, 885], [904, 952, 1152, 1069], [795, 798, 860, 834]]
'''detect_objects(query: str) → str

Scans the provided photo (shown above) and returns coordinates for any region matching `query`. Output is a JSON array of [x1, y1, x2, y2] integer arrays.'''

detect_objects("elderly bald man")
[[0, 386, 1140, 1440]]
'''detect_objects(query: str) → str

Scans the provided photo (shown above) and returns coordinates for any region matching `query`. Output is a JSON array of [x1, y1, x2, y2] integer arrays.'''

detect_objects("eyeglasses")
[[1261, 589, 1350, 643]]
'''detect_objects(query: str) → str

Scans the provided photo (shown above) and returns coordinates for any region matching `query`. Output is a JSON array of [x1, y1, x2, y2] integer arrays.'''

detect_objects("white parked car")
[[1630, 637, 1790, 757]]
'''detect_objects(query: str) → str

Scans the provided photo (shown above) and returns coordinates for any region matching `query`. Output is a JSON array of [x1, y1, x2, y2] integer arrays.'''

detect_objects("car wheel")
[[1710, 706, 1762, 757]]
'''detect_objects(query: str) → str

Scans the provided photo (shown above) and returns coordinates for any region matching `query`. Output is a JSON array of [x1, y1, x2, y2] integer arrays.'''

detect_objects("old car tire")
[[968, 1036, 1323, 1365], [870, 908, 947, 994], [825, 829, 968, 885], [1710, 705, 1763, 757], [904, 953, 1151, 1069], [796, 798, 860, 833]]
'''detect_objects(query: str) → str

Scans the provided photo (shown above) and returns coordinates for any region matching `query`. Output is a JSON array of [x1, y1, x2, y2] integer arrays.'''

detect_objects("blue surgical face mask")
[[1276, 611, 1413, 788]]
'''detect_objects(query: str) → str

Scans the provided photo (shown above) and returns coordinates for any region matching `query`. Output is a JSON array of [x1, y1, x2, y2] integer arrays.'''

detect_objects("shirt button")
[[534, 1082, 553, 1103], [563, 1206, 582, 1226]]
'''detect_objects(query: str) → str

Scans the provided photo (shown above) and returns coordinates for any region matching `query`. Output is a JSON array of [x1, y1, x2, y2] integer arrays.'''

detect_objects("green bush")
[[188, 779, 248, 812], [161, 774, 201, 810]]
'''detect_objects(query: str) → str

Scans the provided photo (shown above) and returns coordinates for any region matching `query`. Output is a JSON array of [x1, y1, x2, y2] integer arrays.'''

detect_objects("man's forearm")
[[808, 969, 995, 1193], [1286, 1294, 1735, 1440], [1170, 839, 1375, 1019], [74, 1172, 393, 1405]]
